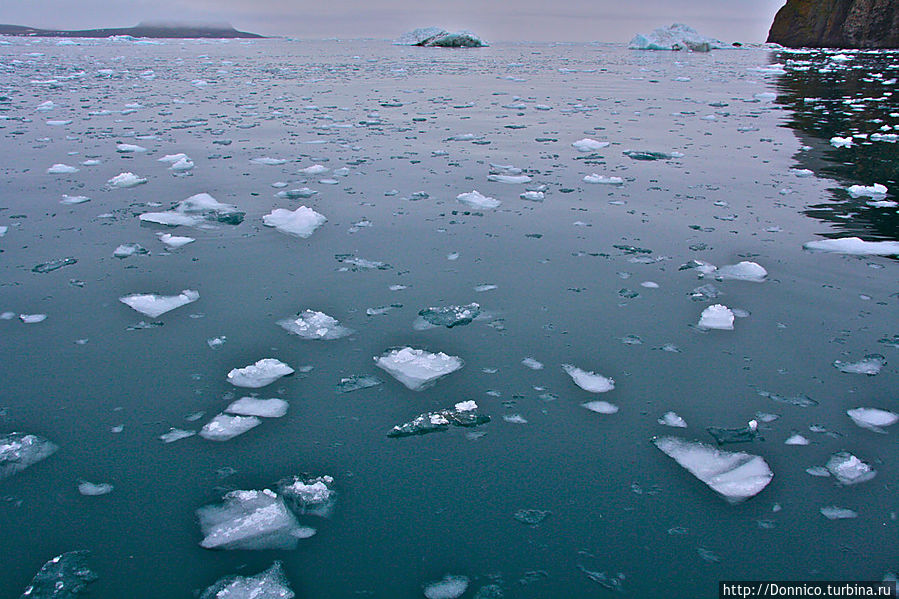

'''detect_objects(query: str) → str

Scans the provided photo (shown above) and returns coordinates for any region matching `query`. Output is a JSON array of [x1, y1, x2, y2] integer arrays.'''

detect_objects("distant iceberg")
[[395, 27, 487, 47], [628, 24, 725, 52]]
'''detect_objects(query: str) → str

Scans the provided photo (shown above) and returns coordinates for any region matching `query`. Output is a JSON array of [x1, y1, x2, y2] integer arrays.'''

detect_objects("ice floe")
[[77, 481, 114, 496], [698, 304, 734, 330], [457, 190, 501, 209], [423, 575, 470, 599], [833, 354, 885, 375], [803, 237, 899, 256], [847, 183, 887, 198], [200, 414, 262, 441], [263, 206, 327, 238], [582, 401, 619, 414], [47, 163, 79, 174], [374, 347, 463, 391], [825, 452, 876, 485], [227, 359, 295, 388], [20, 551, 97, 598], [200, 562, 295, 599], [225, 397, 289, 418], [389, 401, 489, 437], [521, 357, 544, 370], [139, 193, 244, 227], [277, 310, 353, 340], [846, 407, 898, 433], [107, 172, 147, 188], [197, 489, 314, 550], [158, 233, 195, 249], [659, 412, 688, 428], [119, 289, 199, 318], [0, 433, 58, 480], [583, 174, 623, 185], [820, 506, 858, 520], [562, 364, 615, 393], [418, 303, 480, 328], [276, 475, 335, 516], [785, 433, 810, 445], [653, 436, 774, 503], [572, 138, 610, 152], [336, 375, 383, 393]]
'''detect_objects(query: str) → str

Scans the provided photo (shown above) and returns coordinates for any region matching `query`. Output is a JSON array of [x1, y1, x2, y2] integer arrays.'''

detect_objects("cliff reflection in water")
[[774, 49, 899, 242]]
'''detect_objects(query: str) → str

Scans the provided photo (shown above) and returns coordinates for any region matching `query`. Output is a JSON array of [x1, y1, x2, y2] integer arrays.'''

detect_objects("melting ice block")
[[423, 575, 470, 599], [572, 138, 610, 152], [0, 432, 58, 480], [140, 192, 244, 226], [562, 364, 615, 393], [225, 397, 289, 418], [119, 289, 199, 318], [227, 359, 294, 388], [457, 190, 501, 209], [263, 206, 327, 238], [847, 183, 887, 198], [395, 27, 486, 47], [418, 303, 480, 328], [197, 489, 315, 550], [277, 310, 353, 340], [659, 411, 688, 428], [200, 414, 262, 441], [716, 261, 767, 282], [698, 304, 734, 330], [825, 452, 877, 485], [582, 401, 619, 414], [78, 481, 114, 496], [803, 237, 899, 256], [833, 355, 885, 375], [653, 436, 773, 503], [629, 24, 724, 51], [20, 551, 97, 598], [200, 562, 295, 599], [374, 347, 463, 391], [846, 407, 898, 433], [47, 163, 79, 174], [277, 475, 336, 516], [583, 174, 623, 185], [107, 172, 147, 188]]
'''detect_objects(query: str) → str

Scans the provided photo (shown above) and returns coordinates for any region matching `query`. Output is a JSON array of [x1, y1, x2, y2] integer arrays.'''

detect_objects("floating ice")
[[628, 23, 723, 52], [707, 423, 761, 445], [225, 397, 289, 418], [698, 304, 734, 330], [653, 436, 774, 503], [487, 174, 530, 184], [276, 187, 318, 199], [520, 190, 545, 201], [389, 401, 488, 437], [263, 206, 327, 238], [659, 412, 688, 428], [300, 164, 329, 174], [785, 433, 810, 445], [20, 551, 97, 598], [825, 452, 876, 485], [397, 27, 486, 47], [562, 364, 615, 393], [715, 261, 767, 282], [158, 233, 195, 249], [107, 172, 147, 188], [140, 193, 244, 227], [33, 257, 77, 273], [830, 137, 854, 148], [803, 237, 899, 256], [19, 314, 47, 324], [457, 190, 501, 209], [336, 375, 383, 393], [846, 407, 898, 433], [572, 138, 610, 152], [277, 310, 352, 340], [158, 153, 188, 163], [197, 489, 314, 550], [277, 475, 335, 516], [820, 506, 858, 520], [61, 194, 90, 205], [113, 243, 148, 259], [423, 575, 470, 599], [375, 347, 463, 391], [116, 143, 147, 153], [78, 481, 114, 496], [169, 157, 194, 172], [833, 354, 885, 376], [418, 303, 480, 328], [47, 163, 79, 174], [227, 359, 295, 388], [119, 289, 199, 318], [583, 174, 623, 185], [0, 432, 58, 480], [522, 357, 544, 370], [200, 562, 295, 599], [252, 157, 288, 166], [582, 400, 619, 414], [200, 414, 262, 441], [160, 428, 195, 443]]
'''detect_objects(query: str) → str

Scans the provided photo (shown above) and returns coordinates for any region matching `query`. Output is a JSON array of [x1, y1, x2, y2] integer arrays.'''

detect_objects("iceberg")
[[457, 190, 501, 209], [784, 433, 810, 445], [197, 489, 315, 550], [107, 172, 147, 188], [423, 575, 470, 599], [803, 237, 899, 256], [116, 143, 147, 153], [61, 194, 90, 205], [263, 206, 327, 238], [833, 354, 885, 375], [629, 24, 725, 52], [200, 414, 262, 441], [276, 475, 335, 516], [562, 364, 615, 393], [698, 304, 734, 330], [846, 407, 898, 433], [653, 436, 774, 503], [139, 192, 244, 227], [277, 310, 352, 340], [395, 27, 486, 47], [418, 303, 480, 328], [119, 289, 199, 318], [374, 347, 463, 391], [225, 397, 289, 418], [200, 562, 295, 599], [20, 551, 97, 598], [0, 432, 58, 480], [825, 452, 876, 485], [227, 359, 295, 388], [388, 401, 489, 437], [715, 261, 767, 282]]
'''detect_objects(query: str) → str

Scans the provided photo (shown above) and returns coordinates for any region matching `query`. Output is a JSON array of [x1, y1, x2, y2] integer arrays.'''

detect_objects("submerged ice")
[[388, 401, 489, 437], [277, 310, 353, 340], [200, 562, 294, 599], [0, 432, 58, 480]]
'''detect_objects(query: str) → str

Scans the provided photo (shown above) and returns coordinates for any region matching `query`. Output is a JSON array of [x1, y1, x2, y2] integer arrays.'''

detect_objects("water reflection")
[[773, 49, 899, 241]]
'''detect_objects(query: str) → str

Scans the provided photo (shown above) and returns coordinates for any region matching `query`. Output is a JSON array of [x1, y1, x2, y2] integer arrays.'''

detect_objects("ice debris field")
[[0, 34, 897, 599]]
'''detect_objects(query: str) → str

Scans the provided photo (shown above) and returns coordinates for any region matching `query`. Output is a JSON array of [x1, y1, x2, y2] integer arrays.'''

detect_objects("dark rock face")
[[768, 0, 899, 48], [0, 22, 264, 38]]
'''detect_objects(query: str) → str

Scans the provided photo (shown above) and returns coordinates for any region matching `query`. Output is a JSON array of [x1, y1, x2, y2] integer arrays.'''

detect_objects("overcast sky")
[[2, 0, 787, 43]]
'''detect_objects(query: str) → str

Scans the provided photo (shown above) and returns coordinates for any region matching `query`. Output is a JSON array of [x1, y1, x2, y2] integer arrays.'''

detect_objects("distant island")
[[0, 22, 265, 39]]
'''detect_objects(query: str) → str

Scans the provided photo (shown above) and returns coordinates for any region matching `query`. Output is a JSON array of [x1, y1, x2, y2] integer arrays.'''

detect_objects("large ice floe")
[[824, 452, 877, 485], [374, 347, 463, 391], [653, 436, 774, 503], [139, 193, 244, 227], [197, 489, 315, 550], [200, 562, 294, 599], [20, 551, 97, 598], [846, 407, 898, 433], [395, 27, 486, 47], [277, 310, 353, 340], [263, 206, 327, 238], [628, 24, 725, 52], [803, 237, 899, 256], [388, 401, 489, 437], [227, 359, 294, 388], [562, 364, 615, 393], [119, 289, 199, 318], [1, 432, 58, 480]]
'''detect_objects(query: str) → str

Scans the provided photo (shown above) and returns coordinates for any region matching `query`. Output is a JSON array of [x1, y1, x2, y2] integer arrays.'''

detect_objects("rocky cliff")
[[767, 0, 899, 48]]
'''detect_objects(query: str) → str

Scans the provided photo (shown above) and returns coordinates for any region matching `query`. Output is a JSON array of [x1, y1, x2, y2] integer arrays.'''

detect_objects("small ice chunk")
[[846, 407, 898, 433], [830, 137, 854, 148], [300, 164, 329, 174], [716, 261, 767, 282], [423, 575, 470, 599], [825, 452, 876, 485], [20, 551, 97, 598], [847, 183, 887, 198], [113, 243, 147, 258], [784, 433, 810, 445], [803, 237, 899, 256], [60, 194, 90, 205], [200, 562, 295, 599], [820, 506, 858, 520], [583, 174, 623, 185], [698, 304, 734, 330], [227, 359, 294, 388], [158, 153, 188, 163], [582, 401, 619, 414], [107, 172, 147, 188], [522, 357, 544, 370], [277, 310, 352, 340], [200, 414, 262, 441], [0, 432, 58, 480], [375, 347, 463, 391], [520, 190, 545, 201], [457, 190, 501, 209], [833, 355, 884, 375], [252, 157, 288, 165], [653, 436, 774, 503], [169, 157, 194, 172], [47, 163, 79, 174], [119, 289, 199, 318], [336, 374, 383, 393], [225, 397, 289, 418], [562, 364, 615, 393], [276, 475, 335, 516], [140, 192, 243, 226], [418, 303, 480, 328], [77, 481, 113, 496], [159, 428, 195, 443], [197, 489, 314, 550], [572, 138, 609, 152], [263, 206, 327, 238], [19, 314, 47, 324], [659, 411, 688, 428], [158, 233, 195, 249], [116, 143, 147, 153], [487, 174, 530, 184]]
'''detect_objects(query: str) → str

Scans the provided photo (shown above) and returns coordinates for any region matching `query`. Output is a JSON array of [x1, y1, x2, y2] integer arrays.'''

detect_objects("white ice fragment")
[[833, 355, 885, 375], [159, 428, 195, 443], [158, 233, 195, 249], [19, 314, 47, 324], [784, 434, 810, 446], [60, 194, 90, 205], [277, 310, 352, 340], [158, 153, 188, 163], [200, 414, 262, 441], [116, 143, 147, 153], [830, 137, 854, 148], [374, 347, 463, 391], [520, 191, 545, 201], [263, 206, 327, 238], [582, 401, 619, 414], [300, 164, 329, 174], [847, 183, 888, 197], [197, 489, 314, 550], [653, 436, 774, 503], [716, 261, 767, 282], [825, 452, 876, 485], [583, 174, 623, 185], [423, 575, 470, 599], [846, 407, 898, 433], [119, 289, 199, 318], [698, 304, 734, 330], [521, 357, 544, 370], [252, 157, 288, 166], [225, 398, 289, 418], [659, 411, 688, 428], [200, 562, 295, 599], [227, 359, 295, 388], [820, 506, 858, 520], [456, 190, 501, 209], [487, 174, 531, 184], [572, 138, 610, 152], [455, 400, 477, 412], [108, 172, 147, 188], [562, 364, 615, 393], [169, 157, 194, 172], [803, 237, 899, 255], [77, 481, 113, 496], [47, 163, 79, 174]]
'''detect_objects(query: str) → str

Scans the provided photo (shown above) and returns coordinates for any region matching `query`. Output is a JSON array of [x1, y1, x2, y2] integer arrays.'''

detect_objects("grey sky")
[[2, 0, 786, 43]]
